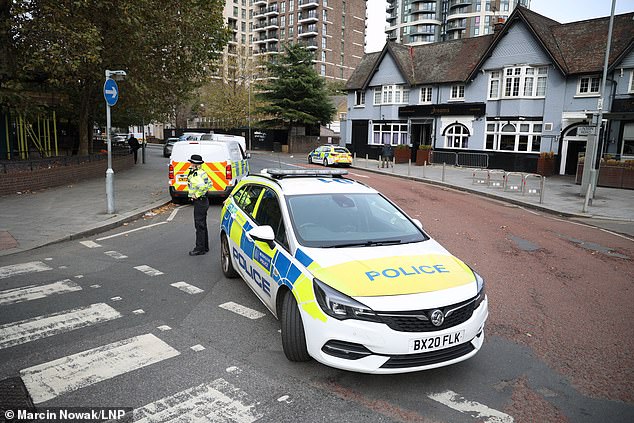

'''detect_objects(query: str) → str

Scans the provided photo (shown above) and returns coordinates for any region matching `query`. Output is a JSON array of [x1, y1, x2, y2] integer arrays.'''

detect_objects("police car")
[[219, 169, 488, 374], [307, 145, 352, 167]]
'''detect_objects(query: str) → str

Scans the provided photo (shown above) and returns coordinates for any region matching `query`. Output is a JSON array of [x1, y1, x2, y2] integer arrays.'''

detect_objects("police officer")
[[187, 154, 212, 256]]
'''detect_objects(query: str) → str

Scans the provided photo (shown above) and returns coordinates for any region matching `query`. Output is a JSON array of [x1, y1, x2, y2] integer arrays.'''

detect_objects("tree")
[[256, 44, 335, 135], [7, 0, 229, 155]]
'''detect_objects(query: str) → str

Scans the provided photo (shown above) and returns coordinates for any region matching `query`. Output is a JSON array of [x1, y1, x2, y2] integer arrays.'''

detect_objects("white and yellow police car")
[[307, 145, 352, 167], [220, 169, 488, 374]]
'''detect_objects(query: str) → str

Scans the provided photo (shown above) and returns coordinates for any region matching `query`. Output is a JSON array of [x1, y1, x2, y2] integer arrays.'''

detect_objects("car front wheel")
[[323, 158, 329, 167], [281, 290, 311, 362], [221, 234, 238, 278]]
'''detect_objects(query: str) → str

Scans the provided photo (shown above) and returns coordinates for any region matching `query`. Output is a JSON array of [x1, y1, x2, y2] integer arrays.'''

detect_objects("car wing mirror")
[[248, 225, 275, 249], [412, 218, 423, 230], [246, 153, 251, 159]]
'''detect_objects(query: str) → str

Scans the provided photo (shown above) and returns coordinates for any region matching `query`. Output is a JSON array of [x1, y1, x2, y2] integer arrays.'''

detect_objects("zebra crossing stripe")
[[104, 251, 128, 259], [129, 378, 261, 423], [218, 302, 265, 320], [170, 282, 204, 295], [21, 333, 180, 404], [0, 279, 82, 306], [0, 303, 121, 350], [0, 261, 52, 279], [134, 265, 164, 276], [79, 240, 101, 248]]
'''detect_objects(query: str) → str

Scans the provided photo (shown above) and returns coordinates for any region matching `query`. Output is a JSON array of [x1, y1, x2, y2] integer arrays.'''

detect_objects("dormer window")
[[373, 85, 410, 105]]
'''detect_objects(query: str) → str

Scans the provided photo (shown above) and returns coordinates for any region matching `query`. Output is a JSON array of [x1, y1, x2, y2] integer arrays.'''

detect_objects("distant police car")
[[219, 169, 488, 374], [307, 145, 352, 167]]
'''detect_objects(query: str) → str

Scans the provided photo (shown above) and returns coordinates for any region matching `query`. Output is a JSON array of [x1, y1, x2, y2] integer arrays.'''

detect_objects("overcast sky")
[[366, 0, 634, 53]]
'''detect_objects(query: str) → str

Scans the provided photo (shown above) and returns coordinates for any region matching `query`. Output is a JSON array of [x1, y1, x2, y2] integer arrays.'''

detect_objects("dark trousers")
[[193, 197, 209, 252], [132, 148, 138, 164]]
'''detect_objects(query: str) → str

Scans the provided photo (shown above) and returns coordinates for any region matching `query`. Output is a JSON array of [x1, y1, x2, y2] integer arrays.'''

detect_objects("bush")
[[418, 144, 432, 150]]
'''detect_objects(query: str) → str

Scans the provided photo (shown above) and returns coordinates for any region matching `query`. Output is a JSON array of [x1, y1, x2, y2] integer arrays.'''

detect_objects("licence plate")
[[409, 330, 465, 352], [178, 176, 188, 182]]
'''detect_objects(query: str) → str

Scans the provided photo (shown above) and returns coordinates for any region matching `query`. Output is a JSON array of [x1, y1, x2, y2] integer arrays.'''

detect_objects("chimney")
[[493, 17, 506, 33]]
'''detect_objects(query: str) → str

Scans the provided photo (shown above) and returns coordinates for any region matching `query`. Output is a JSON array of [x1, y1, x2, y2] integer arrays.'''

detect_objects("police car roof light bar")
[[265, 169, 348, 179]]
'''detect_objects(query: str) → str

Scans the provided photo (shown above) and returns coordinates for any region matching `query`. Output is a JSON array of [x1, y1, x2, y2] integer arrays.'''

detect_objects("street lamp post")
[[104, 69, 126, 214]]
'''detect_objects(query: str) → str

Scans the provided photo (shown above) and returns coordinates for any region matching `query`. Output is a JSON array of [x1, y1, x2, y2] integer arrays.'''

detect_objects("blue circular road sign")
[[104, 78, 119, 106]]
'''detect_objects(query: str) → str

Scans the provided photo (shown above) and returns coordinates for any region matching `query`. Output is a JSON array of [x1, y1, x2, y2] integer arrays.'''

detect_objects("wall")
[[0, 154, 133, 196]]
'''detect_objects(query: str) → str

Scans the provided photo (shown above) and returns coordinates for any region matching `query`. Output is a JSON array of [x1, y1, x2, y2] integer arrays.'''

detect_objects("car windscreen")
[[286, 193, 427, 248]]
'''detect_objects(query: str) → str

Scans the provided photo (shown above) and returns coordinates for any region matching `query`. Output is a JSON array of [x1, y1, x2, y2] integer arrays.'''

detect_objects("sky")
[[365, 0, 634, 53]]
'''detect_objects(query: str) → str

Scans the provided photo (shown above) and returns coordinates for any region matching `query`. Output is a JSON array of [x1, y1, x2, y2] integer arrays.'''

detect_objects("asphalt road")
[[0, 152, 632, 422]]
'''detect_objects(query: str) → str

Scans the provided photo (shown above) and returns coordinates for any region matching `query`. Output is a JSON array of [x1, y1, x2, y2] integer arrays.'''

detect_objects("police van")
[[168, 140, 249, 202], [219, 169, 488, 374], [200, 133, 247, 152]]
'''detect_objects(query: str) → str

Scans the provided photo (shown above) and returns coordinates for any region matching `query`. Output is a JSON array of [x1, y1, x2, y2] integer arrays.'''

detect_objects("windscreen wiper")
[[327, 239, 402, 248]]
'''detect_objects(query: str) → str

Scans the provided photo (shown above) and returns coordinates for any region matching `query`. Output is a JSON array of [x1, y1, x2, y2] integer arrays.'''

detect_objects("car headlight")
[[313, 278, 381, 323], [473, 271, 486, 308]]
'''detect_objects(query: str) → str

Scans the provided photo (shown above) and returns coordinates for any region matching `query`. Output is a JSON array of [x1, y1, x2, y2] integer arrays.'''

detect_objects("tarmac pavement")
[[0, 146, 632, 258]]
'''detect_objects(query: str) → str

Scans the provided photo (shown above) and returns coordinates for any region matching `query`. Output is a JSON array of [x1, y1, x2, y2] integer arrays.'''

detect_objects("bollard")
[[407, 159, 411, 176], [392, 157, 395, 172], [442, 162, 446, 182], [422, 161, 426, 178], [365, 154, 368, 168], [378, 155, 382, 168], [540, 176, 545, 204], [353, 152, 356, 167]]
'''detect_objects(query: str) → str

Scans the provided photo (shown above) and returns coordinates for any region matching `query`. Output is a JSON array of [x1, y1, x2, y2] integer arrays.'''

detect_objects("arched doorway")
[[559, 125, 589, 175]]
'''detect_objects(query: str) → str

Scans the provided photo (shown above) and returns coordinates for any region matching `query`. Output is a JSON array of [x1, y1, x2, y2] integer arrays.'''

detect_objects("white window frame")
[[485, 121, 543, 153], [577, 75, 601, 96], [420, 86, 432, 104], [628, 70, 634, 93], [354, 90, 365, 107], [488, 70, 501, 99], [373, 85, 410, 105], [450, 85, 465, 101], [444, 124, 469, 148], [370, 122, 409, 146], [502, 65, 548, 98]]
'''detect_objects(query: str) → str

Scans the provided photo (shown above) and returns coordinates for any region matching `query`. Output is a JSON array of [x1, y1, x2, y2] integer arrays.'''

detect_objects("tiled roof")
[[347, 6, 634, 90]]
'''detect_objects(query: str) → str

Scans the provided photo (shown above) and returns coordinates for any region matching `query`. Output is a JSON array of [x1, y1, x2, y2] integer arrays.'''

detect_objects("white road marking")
[[128, 378, 261, 423], [21, 334, 180, 404], [0, 261, 52, 279], [110, 297, 122, 302], [190, 344, 205, 352], [166, 205, 188, 222], [134, 265, 164, 277], [44, 258, 53, 261], [96, 222, 167, 241], [226, 366, 242, 375], [104, 251, 128, 259], [218, 302, 266, 320], [90, 284, 101, 289], [58, 266, 67, 269], [74, 275, 84, 279], [428, 390, 514, 423], [348, 172, 370, 178], [170, 281, 204, 295], [0, 303, 121, 350], [79, 240, 101, 248], [157, 325, 171, 331], [132, 309, 145, 315], [0, 280, 82, 306]]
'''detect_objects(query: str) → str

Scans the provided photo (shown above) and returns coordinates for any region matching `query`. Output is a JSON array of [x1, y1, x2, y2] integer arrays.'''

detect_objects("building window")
[[444, 124, 469, 148], [371, 123, 409, 145], [420, 86, 432, 104], [289, 0, 294, 12], [485, 121, 543, 152], [321, 64, 326, 76], [577, 75, 601, 96], [488, 70, 500, 99], [502, 65, 548, 98], [280, 1, 285, 13], [450, 85, 465, 101], [630, 71, 634, 93], [373, 85, 410, 105]]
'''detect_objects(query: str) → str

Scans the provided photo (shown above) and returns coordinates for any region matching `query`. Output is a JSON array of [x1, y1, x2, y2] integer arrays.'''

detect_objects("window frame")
[[485, 121, 543, 153], [354, 90, 365, 107], [444, 123, 469, 149], [419, 86, 432, 104], [501, 65, 548, 99], [488, 70, 501, 99], [370, 122, 409, 146], [576, 75, 601, 96], [630, 70, 634, 94], [373, 85, 410, 105], [449, 85, 465, 101]]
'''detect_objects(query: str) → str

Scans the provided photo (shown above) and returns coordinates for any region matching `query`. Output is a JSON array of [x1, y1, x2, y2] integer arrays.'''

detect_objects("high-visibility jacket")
[[187, 168, 212, 199]]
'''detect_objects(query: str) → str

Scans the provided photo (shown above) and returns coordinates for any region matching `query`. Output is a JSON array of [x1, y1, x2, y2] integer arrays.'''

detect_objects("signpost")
[[104, 70, 125, 214]]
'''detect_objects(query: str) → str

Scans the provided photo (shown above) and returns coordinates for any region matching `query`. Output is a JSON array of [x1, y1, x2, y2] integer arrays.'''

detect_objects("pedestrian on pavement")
[[381, 142, 393, 168], [187, 154, 212, 256], [128, 134, 140, 164]]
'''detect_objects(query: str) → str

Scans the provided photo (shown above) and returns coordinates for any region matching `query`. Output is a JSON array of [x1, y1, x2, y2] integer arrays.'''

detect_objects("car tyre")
[[308, 155, 313, 164], [281, 290, 311, 362], [323, 158, 329, 167], [221, 233, 238, 278]]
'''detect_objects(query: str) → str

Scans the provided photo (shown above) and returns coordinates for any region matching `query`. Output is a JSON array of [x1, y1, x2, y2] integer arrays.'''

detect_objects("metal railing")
[[432, 151, 489, 168]]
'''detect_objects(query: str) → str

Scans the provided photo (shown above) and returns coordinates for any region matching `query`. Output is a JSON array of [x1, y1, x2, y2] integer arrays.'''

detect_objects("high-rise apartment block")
[[386, 0, 530, 45], [221, 0, 367, 82]]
